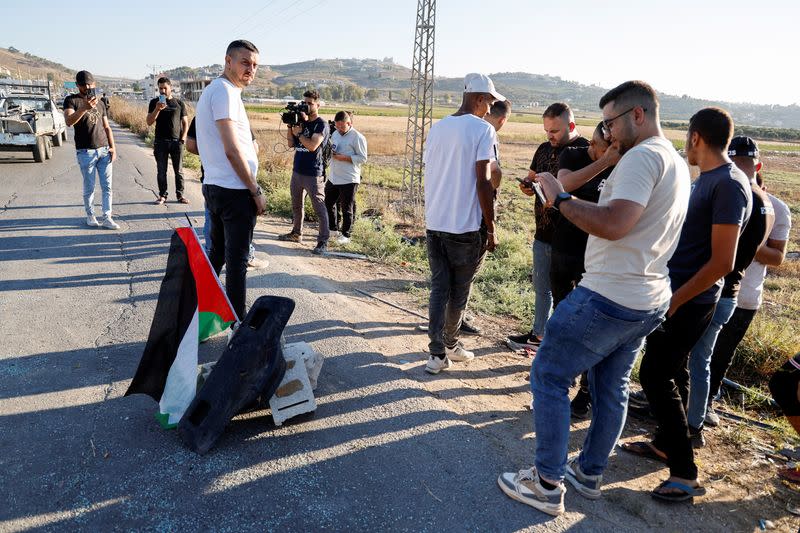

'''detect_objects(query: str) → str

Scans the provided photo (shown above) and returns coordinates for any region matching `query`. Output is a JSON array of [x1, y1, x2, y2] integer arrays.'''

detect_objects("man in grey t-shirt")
[[325, 110, 368, 245]]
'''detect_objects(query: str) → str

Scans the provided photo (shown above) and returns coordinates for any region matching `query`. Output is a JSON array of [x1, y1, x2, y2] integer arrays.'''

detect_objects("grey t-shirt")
[[668, 162, 752, 304], [329, 127, 368, 185]]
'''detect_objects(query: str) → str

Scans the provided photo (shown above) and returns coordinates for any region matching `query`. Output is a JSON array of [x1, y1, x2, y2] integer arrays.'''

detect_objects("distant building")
[[181, 79, 212, 102]]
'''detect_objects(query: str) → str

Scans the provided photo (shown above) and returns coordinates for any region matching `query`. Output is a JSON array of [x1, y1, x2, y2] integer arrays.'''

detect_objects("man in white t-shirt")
[[498, 81, 689, 516], [422, 73, 502, 375], [196, 39, 266, 321]]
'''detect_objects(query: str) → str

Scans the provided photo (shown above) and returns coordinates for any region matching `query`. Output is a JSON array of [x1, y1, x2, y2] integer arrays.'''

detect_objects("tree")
[[365, 89, 379, 100]]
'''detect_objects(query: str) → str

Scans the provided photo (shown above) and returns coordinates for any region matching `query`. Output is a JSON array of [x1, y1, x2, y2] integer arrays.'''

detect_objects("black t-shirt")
[[668, 163, 752, 304], [292, 117, 328, 177], [551, 147, 612, 257], [529, 136, 589, 243], [148, 97, 187, 140], [721, 186, 773, 298], [63, 94, 109, 150]]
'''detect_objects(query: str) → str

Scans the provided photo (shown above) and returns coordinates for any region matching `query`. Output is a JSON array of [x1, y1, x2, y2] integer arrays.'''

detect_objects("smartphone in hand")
[[86, 88, 96, 99], [158, 94, 167, 104]]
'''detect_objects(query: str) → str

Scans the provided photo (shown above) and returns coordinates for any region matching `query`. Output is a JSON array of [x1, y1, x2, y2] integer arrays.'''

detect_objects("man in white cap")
[[422, 73, 502, 375]]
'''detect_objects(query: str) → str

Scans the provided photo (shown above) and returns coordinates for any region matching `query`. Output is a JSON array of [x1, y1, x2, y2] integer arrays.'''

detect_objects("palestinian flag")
[[125, 227, 237, 428]]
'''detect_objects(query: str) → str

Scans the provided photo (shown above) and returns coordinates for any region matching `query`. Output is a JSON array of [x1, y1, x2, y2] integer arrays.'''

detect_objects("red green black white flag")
[[125, 227, 237, 428]]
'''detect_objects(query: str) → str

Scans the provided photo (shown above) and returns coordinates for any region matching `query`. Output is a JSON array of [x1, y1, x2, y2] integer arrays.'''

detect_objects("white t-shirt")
[[423, 114, 498, 233], [195, 77, 258, 189], [580, 136, 690, 310], [737, 193, 792, 310]]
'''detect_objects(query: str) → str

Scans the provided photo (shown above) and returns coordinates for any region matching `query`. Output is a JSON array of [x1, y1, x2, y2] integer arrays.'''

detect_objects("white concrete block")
[[269, 345, 318, 426], [283, 342, 324, 390]]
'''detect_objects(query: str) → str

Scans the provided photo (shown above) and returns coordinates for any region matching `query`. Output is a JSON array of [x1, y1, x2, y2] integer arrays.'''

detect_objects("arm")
[[64, 97, 94, 127], [755, 238, 788, 266], [286, 125, 295, 149], [146, 101, 166, 126], [490, 161, 502, 190], [102, 116, 116, 162], [669, 224, 741, 314], [217, 119, 265, 214], [558, 158, 611, 192], [294, 131, 324, 152], [476, 159, 497, 252], [180, 116, 189, 142], [186, 137, 199, 155], [536, 171, 644, 240]]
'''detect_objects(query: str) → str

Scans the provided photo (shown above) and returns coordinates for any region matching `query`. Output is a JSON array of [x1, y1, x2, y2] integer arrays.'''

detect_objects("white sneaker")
[[247, 256, 269, 270], [565, 457, 602, 500], [497, 467, 566, 516], [336, 235, 351, 245], [425, 355, 451, 375], [86, 215, 100, 227], [445, 344, 474, 362], [101, 216, 120, 230]]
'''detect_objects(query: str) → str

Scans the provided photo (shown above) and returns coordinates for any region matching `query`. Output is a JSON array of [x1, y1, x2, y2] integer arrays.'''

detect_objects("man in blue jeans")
[[63, 70, 119, 230], [498, 81, 689, 516], [506, 102, 588, 353]]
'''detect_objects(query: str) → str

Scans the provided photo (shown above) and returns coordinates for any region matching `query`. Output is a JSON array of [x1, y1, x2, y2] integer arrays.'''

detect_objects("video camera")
[[280, 101, 310, 127]]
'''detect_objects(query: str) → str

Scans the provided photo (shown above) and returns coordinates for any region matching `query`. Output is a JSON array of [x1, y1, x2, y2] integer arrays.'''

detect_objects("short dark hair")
[[334, 110, 351, 122], [489, 99, 512, 118], [688, 107, 734, 151], [599, 80, 658, 118], [157, 77, 171, 86], [542, 102, 572, 122], [75, 70, 94, 86], [304, 89, 320, 101], [226, 39, 259, 56], [593, 121, 609, 141]]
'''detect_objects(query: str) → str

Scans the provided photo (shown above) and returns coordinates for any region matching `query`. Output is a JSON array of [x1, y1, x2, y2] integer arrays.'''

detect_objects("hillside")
[[0, 47, 74, 84]]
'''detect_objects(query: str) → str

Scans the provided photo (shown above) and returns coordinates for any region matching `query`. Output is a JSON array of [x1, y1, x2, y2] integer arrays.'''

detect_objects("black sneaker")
[[460, 317, 482, 335], [689, 425, 705, 448], [628, 389, 649, 407], [506, 331, 541, 352], [312, 241, 328, 255], [571, 389, 592, 420]]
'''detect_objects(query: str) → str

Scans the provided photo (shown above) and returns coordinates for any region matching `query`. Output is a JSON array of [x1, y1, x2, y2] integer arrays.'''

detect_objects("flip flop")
[[651, 480, 706, 502], [619, 441, 668, 464]]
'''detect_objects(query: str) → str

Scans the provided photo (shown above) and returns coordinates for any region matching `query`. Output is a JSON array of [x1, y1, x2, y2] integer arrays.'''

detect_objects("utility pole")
[[400, 0, 436, 216]]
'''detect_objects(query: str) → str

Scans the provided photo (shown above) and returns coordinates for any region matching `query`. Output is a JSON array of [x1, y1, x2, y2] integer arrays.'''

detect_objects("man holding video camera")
[[146, 77, 189, 205], [63, 70, 119, 230], [279, 89, 330, 255]]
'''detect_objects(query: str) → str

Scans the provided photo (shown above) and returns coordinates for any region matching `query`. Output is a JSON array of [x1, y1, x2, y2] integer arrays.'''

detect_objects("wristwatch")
[[252, 186, 263, 198], [553, 192, 573, 211]]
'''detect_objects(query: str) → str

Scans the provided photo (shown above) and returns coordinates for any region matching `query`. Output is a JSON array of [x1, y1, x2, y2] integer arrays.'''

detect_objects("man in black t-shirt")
[[147, 77, 189, 204], [63, 70, 119, 230], [506, 102, 588, 352], [278, 89, 330, 255]]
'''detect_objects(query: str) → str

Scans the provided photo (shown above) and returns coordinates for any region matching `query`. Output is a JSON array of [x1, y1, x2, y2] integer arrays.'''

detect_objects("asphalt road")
[[0, 127, 658, 532]]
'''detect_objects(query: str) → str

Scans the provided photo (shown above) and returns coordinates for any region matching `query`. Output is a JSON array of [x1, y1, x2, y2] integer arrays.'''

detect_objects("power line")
[[229, 0, 279, 35]]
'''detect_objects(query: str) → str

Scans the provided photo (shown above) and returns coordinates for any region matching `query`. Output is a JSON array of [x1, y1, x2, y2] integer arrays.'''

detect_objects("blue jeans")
[[531, 239, 552, 337], [76, 147, 112, 217], [686, 296, 737, 428], [532, 286, 667, 480]]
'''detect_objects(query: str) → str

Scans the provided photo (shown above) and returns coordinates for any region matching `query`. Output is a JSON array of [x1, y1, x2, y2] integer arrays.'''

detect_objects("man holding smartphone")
[[147, 77, 189, 204], [63, 70, 119, 230]]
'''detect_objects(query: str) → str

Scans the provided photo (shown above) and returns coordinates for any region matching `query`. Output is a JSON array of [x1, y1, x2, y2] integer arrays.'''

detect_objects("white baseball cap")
[[464, 73, 505, 101]]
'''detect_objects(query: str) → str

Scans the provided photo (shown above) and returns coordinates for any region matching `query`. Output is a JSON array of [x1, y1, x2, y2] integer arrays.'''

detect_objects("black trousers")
[[640, 301, 715, 480], [707, 307, 758, 402], [154, 138, 184, 199], [550, 250, 589, 393], [202, 184, 256, 321], [324, 181, 358, 237]]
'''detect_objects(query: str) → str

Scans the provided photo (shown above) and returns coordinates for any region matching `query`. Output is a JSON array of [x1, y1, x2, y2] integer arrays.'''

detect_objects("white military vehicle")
[[0, 80, 67, 162]]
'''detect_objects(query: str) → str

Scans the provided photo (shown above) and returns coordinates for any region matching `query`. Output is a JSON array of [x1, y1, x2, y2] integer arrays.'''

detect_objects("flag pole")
[[184, 214, 240, 325]]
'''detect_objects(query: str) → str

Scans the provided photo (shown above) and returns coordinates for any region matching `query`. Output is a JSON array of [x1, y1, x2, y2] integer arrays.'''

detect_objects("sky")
[[3, 0, 798, 106]]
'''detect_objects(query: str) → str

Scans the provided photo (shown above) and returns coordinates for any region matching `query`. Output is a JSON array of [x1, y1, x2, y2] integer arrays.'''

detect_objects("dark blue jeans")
[[154, 138, 185, 199], [202, 184, 256, 321], [426, 230, 486, 356]]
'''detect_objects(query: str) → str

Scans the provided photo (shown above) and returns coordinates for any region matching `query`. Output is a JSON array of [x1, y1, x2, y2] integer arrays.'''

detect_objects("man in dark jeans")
[[326, 110, 368, 245], [147, 77, 189, 204], [195, 40, 265, 321], [423, 73, 503, 375], [625, 107, 751, 502]]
